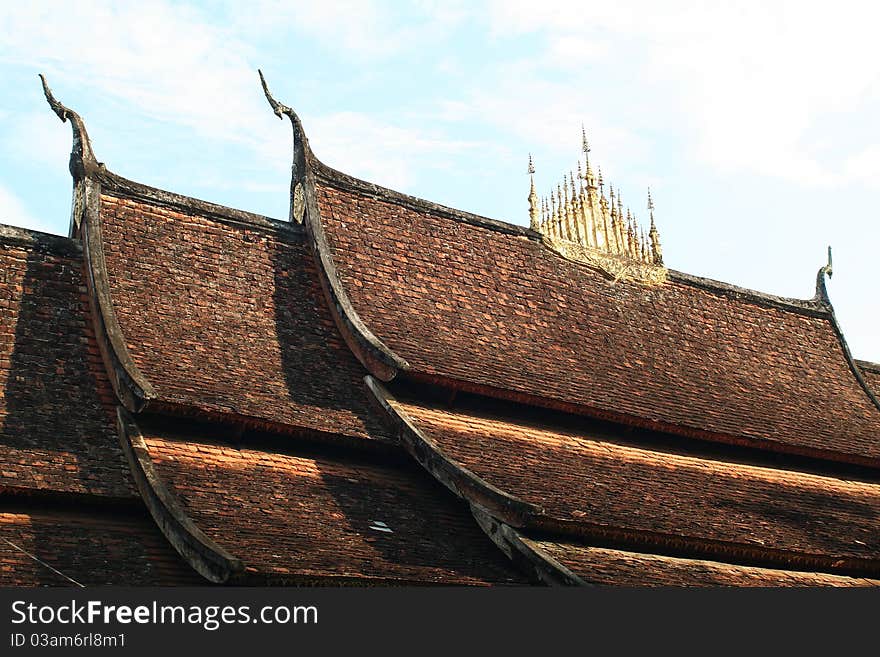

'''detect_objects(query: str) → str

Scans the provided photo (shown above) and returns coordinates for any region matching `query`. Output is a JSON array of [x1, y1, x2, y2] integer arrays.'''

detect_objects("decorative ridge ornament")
[[39, 73, 102, 181], [258, 69, 306, 224], [527, 154, 539, 231], [529, 129, 667, 284]]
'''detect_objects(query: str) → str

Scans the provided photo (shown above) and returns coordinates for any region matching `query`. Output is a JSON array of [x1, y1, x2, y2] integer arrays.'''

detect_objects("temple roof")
[[524, 538, 880, 587], [97, 185, 391, 443], [0, 507, 200, 586], [0, 226, 135, 499], [136, 416, 524, 585], [371, 381, 880, 576], [0, 73, 874, 587], [314, 171, 880, 466]]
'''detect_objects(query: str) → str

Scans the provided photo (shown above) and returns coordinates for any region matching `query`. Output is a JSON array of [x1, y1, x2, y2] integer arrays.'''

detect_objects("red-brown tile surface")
[[530, 539, 879, 587], [318, 182, 880, 459], [0, 508, 199, 586], [857, 361, 880, 398], [0, 236, 135, 498], [143, 427, 526, 585], [99, 194, 387, 442], [394, 398, 880, 561]]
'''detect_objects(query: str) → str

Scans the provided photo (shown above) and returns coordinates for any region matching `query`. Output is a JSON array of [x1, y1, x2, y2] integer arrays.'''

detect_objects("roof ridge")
[[856, 359, 880, 374], [0, 223, 82, 256], [313, 159, 536, 239], [667, 269, 829, 317], [97, 169, 298, 236]]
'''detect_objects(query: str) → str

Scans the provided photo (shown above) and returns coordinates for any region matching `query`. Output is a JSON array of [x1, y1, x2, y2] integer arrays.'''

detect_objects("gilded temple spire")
[[527, 128, 667, 284], [647, 187, 663, 265], [528, 154, 540, 231], [581, 125, 594, 185]]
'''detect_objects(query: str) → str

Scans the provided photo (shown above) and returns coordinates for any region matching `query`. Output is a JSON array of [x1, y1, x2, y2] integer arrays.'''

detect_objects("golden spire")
[[569, 171, 582, 242], [527, 128, 666, 283], [648, 187, 663, 265], [581, 125, 594, 186], [528, 154, 539, 231], [562, 180, 571, 241]]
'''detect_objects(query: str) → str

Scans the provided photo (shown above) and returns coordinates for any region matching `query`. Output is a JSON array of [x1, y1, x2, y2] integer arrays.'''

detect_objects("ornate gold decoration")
[[529, 130, 667, 284], [527, 154, 539, 231]]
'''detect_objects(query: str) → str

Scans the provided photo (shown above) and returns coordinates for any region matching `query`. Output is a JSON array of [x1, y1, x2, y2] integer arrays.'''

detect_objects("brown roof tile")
[[141, 422, 526, 585], [528, 538, 880, 587], [857, 360, 880, 398], [317, 179, 880, 462], [0, 229, 136, 498], [0, 508, 199, 585], [98, 190, 388, 442], [388, 394, 880, 568]]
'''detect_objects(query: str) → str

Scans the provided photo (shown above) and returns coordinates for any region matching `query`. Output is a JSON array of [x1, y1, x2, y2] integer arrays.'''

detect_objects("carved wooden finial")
[[38, 73, 99, 180], [815, 246, 834, 303]]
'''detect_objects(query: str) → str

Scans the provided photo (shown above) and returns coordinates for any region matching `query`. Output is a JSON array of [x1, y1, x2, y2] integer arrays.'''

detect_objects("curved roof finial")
[[814, 246, 833, 304], [38, 73, 99, 179], [258, 69, 312, 224], [258, 68, 294, 120]]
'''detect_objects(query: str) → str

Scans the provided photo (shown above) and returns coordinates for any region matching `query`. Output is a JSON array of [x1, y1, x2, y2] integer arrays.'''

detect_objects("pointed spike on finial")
[[826, 246, 833, 278], [647, 186, 655, 212], [258, 69, 292, 119], [528, 153, 536, 175], [39, 74, 69, 123], [597, 166, 604, 189]]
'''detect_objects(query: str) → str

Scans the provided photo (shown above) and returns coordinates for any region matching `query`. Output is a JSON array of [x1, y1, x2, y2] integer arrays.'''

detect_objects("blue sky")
[[1, 1, 877, 361]]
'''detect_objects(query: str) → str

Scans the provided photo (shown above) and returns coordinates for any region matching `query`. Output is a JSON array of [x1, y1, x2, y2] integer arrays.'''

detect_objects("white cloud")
[[485, 1, 880, 188], [0, 1, 483, 203], [308, 112, 489, 190], [0, 184, 55, 234], [3, 112, 71, 169], [222, 0, 470, 59], [0, 2, 272, 149]]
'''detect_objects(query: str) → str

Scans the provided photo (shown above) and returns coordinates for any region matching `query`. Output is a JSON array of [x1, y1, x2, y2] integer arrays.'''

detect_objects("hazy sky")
[[0, 1, 877, 361]]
